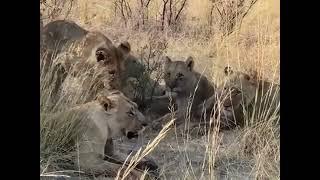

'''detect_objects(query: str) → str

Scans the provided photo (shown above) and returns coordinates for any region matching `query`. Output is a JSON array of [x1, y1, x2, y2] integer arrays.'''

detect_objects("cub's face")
[[97, 90, 147, 139], [163, 56, 196, 94], [220, 66, 258, 108]]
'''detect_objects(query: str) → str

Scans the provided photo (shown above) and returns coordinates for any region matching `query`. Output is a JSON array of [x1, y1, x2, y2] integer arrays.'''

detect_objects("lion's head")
[[221, 66, 258, 107], [163, 56, 198, 95], [95, 90, 147, 139]]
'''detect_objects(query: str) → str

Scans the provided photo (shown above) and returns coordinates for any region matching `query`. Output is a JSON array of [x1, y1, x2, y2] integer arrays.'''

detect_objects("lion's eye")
[[127, 108, 135, 117], [127, 111, 135, 117], [166, 72, 171, 76], [177, 73, 184, 79], [103, 56, 112, 64], [244, 74, 250, 81]]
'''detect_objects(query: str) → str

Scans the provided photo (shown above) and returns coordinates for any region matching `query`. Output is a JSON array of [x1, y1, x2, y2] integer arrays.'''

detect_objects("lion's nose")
[[142, 122, 148, 127], [109, 70, 116, 75], [168, 82, 176, 90]]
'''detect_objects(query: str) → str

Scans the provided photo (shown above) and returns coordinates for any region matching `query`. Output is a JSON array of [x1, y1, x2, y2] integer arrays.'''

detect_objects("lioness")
[[41, 90, 158, 178], [203, 66, 280, 129], [41, 20, 131, 103], [152, 56, 216, 129]]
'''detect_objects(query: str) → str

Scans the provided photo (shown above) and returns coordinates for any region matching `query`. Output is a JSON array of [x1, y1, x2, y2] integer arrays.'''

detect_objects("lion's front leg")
[[103, 138, 124, 165], [106, 137, 160, 178], [78, 134, 150, 179], [79, 151, 143, 178], [151, 110, 178, 131], [77, 137, 133, 178]]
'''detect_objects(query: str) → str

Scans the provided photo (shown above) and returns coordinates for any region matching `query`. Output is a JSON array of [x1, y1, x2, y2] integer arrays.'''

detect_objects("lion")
[[41, 20, 132, 103], [41, 20, 88, 57], [202, 66, 280, 130], [120, 55, 171, 115], [41, 90, 158, 178], [151, 56, 216, 130]]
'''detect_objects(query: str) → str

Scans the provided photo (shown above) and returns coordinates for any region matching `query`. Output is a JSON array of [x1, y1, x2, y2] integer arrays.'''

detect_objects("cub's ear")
[[164, 56, 172, 64], [163, 56, 172, 70], [96, 94, 115, 111], [224, 66, 233, 76], [248, 69, 258, 81], [118, 41, 131, 55], [185, 56, 194, 71]]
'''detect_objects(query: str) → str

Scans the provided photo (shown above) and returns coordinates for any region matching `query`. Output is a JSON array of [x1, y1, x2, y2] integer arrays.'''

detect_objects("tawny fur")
[[41, 20, 132, 103], [152, 56, 216, 130], [43, 90, 155, 178], [203, 66, 280, 129]]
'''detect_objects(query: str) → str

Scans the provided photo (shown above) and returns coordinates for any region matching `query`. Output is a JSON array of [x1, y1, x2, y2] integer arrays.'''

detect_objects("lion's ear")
[[224, 66, 233, 76], [103, 98, 115, 111], [164, 56, 172, 64], [249, 69, 258, 81], [118, 41, 131, 55], [163, 56, 172, 69], [185, 56, 194, 71], [96, 95, 115, 111]]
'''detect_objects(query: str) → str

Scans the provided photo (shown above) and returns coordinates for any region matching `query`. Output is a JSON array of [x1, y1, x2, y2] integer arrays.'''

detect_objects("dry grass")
[[41, 0, 279, 179]]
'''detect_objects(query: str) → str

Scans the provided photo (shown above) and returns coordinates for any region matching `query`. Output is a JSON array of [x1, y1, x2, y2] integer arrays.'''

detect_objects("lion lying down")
[[42, 90, 158, 179]]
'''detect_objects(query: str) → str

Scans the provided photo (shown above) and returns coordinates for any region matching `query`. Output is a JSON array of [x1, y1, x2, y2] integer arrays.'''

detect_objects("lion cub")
[[203, 66, 280, 129], [152, 56, 216, 129]]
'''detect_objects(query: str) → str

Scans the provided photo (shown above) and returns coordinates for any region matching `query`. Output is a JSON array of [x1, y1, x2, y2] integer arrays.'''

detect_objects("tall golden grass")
[[41, 0, 279, 179]]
